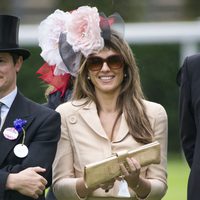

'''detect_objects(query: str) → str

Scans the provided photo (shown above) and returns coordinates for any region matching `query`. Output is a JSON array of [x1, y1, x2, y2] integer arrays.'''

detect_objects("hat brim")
[[0, 48, 30, 60]]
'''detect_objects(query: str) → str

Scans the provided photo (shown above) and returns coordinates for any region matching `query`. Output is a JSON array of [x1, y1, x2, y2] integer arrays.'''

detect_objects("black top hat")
[[0, 15, 30, 60]]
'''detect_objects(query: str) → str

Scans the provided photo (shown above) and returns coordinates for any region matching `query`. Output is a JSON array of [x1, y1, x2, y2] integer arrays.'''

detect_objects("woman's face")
[[86, 49, 124, 96]]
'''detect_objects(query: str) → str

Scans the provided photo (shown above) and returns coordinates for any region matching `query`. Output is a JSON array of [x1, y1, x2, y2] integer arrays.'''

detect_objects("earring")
[[124, 74, 127, 78], [87, 76, 91, 80]]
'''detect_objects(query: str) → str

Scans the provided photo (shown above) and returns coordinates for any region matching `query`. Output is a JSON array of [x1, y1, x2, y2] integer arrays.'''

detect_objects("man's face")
[[0, 52, 22, 98]]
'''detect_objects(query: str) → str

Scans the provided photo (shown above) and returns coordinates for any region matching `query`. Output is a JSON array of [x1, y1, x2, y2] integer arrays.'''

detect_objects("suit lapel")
[[0, 92, 34, 165]]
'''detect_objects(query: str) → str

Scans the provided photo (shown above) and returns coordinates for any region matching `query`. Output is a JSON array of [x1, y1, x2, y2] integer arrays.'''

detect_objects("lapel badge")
[[14, 144, 29, 158], [6, 118, 29, 158], [3, 127, 19, 140]]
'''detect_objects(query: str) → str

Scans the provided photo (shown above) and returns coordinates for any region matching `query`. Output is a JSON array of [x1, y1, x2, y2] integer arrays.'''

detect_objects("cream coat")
[[53, 99, 168, 200]]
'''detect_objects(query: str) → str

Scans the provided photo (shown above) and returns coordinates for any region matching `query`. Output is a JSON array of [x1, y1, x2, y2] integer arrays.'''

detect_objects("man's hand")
[[6, 166, 47, 199]]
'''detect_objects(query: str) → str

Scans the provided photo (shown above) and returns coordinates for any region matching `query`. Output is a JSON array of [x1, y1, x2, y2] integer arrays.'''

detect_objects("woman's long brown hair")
[[72, 31, 153, 144]]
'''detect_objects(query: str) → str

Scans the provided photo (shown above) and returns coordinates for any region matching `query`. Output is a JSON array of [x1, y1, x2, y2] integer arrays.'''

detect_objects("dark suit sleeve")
[[0, 171, 9, 199], [179, 56, 196, 168], [0, 109, 61, 199]]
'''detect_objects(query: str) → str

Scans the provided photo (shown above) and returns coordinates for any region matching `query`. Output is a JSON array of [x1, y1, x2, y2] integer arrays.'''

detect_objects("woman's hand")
[[99, 178, 115, 192], [119, 157, 141, 188], [119, 157, 151, 199], [76, 177, 115, 198]]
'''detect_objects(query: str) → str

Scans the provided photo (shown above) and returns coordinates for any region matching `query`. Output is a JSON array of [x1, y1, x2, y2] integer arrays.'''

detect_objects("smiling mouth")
[[99, 76, 114, 81]]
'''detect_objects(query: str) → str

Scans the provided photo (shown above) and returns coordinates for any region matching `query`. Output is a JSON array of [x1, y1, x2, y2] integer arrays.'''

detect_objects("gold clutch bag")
[[84, 141, 160, 188]]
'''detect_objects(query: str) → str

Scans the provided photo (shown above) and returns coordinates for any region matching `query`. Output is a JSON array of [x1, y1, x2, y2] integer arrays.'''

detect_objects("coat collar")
[[79, 101, 107, 139], [78, 101, 129, 142]]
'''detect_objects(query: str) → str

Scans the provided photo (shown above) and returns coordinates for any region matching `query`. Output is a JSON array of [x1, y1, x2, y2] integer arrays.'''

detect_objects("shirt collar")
[[0, 88, 17, 109]]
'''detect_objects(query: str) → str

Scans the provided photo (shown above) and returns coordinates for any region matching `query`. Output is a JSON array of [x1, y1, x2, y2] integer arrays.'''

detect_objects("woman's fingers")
[[126, 157, 141, 173], [99, 179, 115, 192], [119, 157, 141, 181]]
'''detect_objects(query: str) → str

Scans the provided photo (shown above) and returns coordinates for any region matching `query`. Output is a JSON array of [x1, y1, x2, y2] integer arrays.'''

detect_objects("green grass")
[[163, 154, 189, 200]]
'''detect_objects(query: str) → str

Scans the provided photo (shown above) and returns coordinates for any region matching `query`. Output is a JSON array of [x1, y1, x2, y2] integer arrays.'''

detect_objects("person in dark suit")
[[36, 63, 73, 200], [0, 15, 61, 200], [43, 87, 73, 200], [46, 91, 73, 200], [177, 53, 200, 200]]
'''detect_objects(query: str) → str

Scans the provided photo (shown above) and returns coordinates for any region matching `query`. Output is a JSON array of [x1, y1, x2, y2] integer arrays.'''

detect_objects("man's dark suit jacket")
[[179, 53, 200, 200], [44, 90, 72, 200], [0, 91, 61, 200]]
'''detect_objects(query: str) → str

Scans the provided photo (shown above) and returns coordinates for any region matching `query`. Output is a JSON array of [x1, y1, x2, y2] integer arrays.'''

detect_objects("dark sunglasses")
[[86, 54, 124, 71]]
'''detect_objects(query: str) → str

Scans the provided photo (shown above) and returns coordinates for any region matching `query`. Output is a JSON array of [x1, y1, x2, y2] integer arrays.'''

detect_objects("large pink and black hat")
[[0, 15, 30, 60]]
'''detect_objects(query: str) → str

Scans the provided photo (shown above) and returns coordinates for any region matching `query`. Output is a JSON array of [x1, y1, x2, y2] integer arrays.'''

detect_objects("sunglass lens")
[[87, 57, 103, 71], [107, 55, 123, 69]]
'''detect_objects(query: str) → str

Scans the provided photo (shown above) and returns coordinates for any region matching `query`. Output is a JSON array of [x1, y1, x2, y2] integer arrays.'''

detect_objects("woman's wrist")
[[126, 175, 140, 190], [132, 178, 140, 190], [76, 177, 98, 198], [128, 177, 151, 199], [76, 178, 89, 198]]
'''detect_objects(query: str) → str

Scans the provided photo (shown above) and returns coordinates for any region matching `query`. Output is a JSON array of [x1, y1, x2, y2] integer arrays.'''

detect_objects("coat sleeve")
[[142, 104, 168, 200], [0, 109, 61, 199], [179, 56, 196, 168], [52, 106, 82, 200]]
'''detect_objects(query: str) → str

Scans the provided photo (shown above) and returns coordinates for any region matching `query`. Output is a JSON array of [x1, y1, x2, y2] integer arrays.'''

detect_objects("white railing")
[[19, 21, 200, 64], [125, 21, 200, 63]]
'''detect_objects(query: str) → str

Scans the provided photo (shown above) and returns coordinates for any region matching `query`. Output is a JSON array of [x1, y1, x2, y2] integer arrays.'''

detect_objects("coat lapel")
[[113, 113, 129, 142], [0, 92, 34, 165], [79, 102, 108, 139], [78, 102, 129, 140]]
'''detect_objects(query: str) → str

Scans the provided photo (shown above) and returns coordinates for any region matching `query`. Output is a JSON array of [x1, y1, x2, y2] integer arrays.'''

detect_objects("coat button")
[[69, 116, 77, 124]]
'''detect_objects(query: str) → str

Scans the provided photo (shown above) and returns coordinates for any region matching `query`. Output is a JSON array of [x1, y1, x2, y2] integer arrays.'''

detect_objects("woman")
[[38, 6, 168, 200]]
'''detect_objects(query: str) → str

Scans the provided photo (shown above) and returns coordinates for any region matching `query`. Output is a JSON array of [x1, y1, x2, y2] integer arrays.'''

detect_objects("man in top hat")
[[0, 15, 61, 200]]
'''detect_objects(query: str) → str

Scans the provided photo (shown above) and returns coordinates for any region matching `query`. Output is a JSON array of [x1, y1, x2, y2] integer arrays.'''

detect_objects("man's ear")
[[15, 56, 23, 73]]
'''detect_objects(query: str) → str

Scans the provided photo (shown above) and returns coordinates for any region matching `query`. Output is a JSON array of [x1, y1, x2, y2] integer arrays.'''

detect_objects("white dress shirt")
[[0, 87, 17, 130]]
